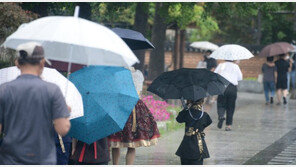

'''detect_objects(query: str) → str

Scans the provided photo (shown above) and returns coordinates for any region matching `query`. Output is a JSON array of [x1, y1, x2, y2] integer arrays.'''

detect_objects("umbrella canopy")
[[3, 16, 139, 67], [190, 41, 219, 51], [258, 42, 294, 57], [147, 68, 230, 101], [112, 28, 155, 50], [69, 66, 139, 144], [0, 66, 84, 119], [210, 44, 254, 60], [45, 60, 85, 73]]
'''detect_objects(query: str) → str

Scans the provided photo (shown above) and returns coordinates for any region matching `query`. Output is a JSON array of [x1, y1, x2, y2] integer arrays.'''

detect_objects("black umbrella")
[[147, 68, 230, 101], [112, 28, 155, 50]]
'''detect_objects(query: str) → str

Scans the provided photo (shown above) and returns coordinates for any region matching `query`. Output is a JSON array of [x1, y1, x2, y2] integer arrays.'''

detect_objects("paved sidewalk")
[[114, 92, 296, 165]]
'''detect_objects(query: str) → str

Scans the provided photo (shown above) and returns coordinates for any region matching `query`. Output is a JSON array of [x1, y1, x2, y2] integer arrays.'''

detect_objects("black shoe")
[[217, 117, 225, 129], [283, 97, 287, 105], [270, 97, 273, 104], [225, 127, 231, 131]]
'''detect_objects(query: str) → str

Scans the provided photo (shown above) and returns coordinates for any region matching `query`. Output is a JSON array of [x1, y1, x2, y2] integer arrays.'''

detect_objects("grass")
[[243, 77, 258, 81], [158, 106, 185, 136]]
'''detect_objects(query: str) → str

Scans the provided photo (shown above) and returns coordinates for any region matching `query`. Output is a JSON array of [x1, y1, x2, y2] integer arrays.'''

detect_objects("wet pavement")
[[114, 92, 296, 165]]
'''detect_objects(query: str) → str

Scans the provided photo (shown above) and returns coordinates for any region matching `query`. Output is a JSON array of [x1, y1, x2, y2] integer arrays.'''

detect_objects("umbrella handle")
[[58, 134, 66, 153]]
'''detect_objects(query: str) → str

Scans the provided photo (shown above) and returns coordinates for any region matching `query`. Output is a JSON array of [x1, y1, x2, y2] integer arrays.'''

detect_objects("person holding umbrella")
[[210, 44, 253, 131], [215, 60, 242, 131], [108, 67, 160, 165], [147, 68, 229, 165], [261, 57, 277, 105], [175, 98, 212, 165], [0, 42, 71, 164], [275, 53, 292, 105]]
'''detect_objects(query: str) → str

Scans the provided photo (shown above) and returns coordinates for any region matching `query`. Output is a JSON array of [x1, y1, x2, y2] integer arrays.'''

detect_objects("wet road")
[[114, 92, 296, 165]]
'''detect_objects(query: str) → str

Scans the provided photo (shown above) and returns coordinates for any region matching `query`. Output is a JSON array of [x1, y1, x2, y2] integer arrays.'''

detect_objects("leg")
[[287, 72, 291, 91], [112, 148, 120, 165], [263, 82, 269, 103], [270, 82, 276, 104], [225, 85, 237, 128], [196, 159, 204, 165], [126, 147, 136, 165], [217, 94, 226, 129], [276, 89, 282, 104]]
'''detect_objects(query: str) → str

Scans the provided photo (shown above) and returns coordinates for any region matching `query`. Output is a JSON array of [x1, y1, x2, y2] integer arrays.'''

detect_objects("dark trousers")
[[180, 158, 203, 165], [217, 84, 237, 125], [56, 142, 71, 165]]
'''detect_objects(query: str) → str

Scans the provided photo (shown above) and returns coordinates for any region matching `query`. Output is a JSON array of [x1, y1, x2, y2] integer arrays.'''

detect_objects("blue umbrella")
[[112, 27, 155, 50], [68, 66, 139, 144]]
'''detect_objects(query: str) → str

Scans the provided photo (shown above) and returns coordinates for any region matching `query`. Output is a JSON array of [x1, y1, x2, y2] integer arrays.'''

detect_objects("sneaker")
[[217, 117, 225, 129], [270, 97, 273, 104], [283, 97, 287, 105], [265, 102, 269, 105], [276, 102, 281, 105], [225, 127, 231, 131]]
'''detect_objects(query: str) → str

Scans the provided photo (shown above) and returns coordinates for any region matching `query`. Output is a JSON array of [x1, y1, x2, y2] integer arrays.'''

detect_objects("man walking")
[[0, 42, 71, 164]]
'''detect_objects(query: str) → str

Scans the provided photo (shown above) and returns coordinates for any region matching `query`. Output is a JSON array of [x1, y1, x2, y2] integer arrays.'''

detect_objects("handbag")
[[257, 74, 263, 83]]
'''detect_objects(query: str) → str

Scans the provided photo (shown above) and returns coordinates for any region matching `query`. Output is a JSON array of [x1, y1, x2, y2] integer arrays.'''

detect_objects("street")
[[116, 92, 296, 165]]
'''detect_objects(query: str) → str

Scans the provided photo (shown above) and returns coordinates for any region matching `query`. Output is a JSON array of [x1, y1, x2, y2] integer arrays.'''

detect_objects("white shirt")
[[196, 61, 207, 69], [131, 70, 144, 92], [214, 62, 243, 86]]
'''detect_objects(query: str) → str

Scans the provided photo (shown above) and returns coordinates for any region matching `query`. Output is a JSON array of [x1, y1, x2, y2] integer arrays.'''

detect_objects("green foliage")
[[205, 2, 294, 44], [0, 3, 37, 42], [91, 3, 136, 27]]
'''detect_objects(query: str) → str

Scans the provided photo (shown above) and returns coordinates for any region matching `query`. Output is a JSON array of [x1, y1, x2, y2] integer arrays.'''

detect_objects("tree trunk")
[[256, 9, 262, 45], [148, 3, 168, 80], [173, 27, 180, 70], [133, 3, 149, 71], [294, 3, 296, 35], [76, 2, 91, 20], [179, 29, 186, 68]]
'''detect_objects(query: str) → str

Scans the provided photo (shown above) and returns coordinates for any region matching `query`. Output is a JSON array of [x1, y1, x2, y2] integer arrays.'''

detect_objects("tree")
[[204, 2, 292, 45], [133, 3, 150, 71], [148, 3, 168, 80], [0, 2, 37, 65]]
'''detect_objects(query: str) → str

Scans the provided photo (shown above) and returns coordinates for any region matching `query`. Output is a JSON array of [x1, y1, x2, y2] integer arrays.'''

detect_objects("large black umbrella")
[[147, 68, 230, 101], [112, 28, 155, 50]]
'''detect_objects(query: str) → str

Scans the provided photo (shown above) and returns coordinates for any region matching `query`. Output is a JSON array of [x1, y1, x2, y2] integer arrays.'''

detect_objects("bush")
[[142, 95, 172, 121]]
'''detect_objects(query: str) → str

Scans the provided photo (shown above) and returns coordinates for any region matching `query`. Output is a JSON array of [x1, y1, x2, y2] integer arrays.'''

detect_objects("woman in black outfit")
[[275, 53, 291, 105], [175, 99, 212, 165]]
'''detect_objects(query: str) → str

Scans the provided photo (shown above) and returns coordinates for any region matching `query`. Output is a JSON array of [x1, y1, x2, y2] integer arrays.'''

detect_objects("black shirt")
[[275, 59, 290, 80]]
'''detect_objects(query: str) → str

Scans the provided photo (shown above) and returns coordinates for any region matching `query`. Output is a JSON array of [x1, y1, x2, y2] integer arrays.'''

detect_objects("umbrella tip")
[[74, 6, 80, 18]]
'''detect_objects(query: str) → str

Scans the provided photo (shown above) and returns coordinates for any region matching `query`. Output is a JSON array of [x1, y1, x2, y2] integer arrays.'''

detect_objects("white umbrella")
[[2, 7, 139, 67], [190, 41, 219, 51], [0, 66, 83, 120], [209, 44, 254, 60]]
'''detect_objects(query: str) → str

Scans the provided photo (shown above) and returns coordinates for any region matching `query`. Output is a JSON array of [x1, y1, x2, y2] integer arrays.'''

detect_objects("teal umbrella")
[[69, 66, 139, 144]]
